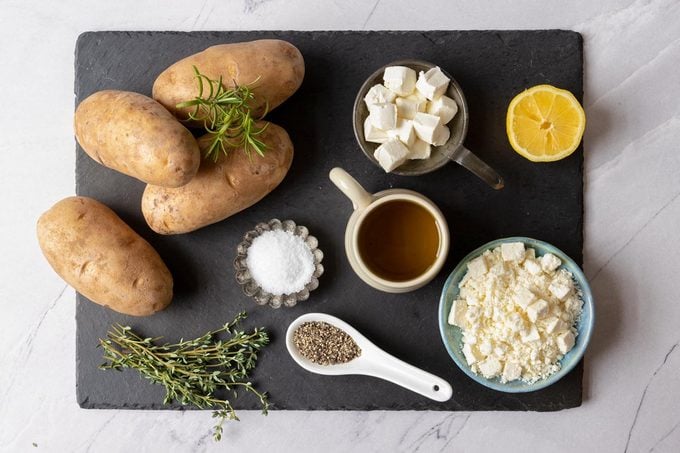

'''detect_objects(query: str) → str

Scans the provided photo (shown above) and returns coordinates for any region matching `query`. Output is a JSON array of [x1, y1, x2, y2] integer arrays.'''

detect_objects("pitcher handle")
[[329, 167, 373, 210]]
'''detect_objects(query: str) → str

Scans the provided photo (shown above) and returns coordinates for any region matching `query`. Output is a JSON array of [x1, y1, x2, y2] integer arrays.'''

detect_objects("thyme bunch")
[[99, 311, 269, 441], [176, 66, 268, 161]]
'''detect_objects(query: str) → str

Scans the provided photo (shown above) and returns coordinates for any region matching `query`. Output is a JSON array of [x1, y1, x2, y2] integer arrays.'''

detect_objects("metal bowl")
[[352, 59, 469, 176], [234, 219, 324, 308]]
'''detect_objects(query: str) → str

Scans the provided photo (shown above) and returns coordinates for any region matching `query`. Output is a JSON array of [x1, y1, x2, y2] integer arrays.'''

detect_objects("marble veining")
[[1, 0, 679, 452]]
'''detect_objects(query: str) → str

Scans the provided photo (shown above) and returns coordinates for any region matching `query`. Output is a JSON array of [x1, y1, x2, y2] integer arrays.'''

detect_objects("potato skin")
[[152, 39, 305, 122], [74, 90, 201, 187], [142, 122, 293, 234], [37, 197, 173, 316]]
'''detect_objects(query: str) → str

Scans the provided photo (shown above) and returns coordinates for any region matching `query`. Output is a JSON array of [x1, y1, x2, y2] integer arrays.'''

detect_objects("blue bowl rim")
[[437, 236, 595, 393]]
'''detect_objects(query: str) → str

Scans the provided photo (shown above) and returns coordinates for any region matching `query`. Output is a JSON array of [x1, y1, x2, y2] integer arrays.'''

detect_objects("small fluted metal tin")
[[234, 219, 324, 308]]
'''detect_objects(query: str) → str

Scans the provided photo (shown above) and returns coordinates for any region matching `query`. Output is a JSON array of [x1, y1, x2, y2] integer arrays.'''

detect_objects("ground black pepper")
[[293, 321, 361, 365]]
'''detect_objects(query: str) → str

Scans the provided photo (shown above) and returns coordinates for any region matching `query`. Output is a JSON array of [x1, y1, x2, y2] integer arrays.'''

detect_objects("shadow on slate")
[[74, 30, 583, 411]]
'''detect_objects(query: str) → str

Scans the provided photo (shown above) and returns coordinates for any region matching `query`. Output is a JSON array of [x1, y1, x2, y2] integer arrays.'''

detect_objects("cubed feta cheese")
[[501, 242, 526, 262], [540, 253, 562, 273], [395, 96, 423, 120], [387, 118, 416, 147], [478, 357, 502, 378], [368, 103, 397, 130], [373, 139, 409, 172], [502, 361, 522, 382], [448, 299, 468, 327], [505, 312, 525, 333], [526, 299, 549, 323], [523, 258, 542, 275], [549, 281, 571, 301], [462, 343, 483, 365], [544, 316, 568, 334], [364, 84, 397, 107], [383, 66, 417, 96], [514, 286, 536, 309], [467, 256, 488, 278], [521, 325, 540, 343], [431, 124, 451, 146], [427, 95, 458, 124], [412, 112, 442, 144], [479, 339, 493, 356], [415, 66, 450, 100], [363, 116, 389, 144], [408, 138, 431, 160], [556, 331, 576, 354]]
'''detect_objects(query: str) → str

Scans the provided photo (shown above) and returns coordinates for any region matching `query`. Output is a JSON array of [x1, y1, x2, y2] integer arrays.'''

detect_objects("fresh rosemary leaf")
[[98, 311, 269, 441], [176, 66, 269, 161]]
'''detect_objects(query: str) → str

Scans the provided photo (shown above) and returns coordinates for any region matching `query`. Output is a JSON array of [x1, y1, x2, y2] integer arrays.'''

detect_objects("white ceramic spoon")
[[285, 313, 453, 402]]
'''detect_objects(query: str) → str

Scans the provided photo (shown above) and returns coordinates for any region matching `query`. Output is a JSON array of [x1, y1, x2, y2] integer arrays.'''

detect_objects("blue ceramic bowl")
[[438, 237, 594, 392]]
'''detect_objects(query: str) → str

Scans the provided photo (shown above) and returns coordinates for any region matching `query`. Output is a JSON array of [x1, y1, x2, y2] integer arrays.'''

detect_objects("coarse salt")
[[246, 230, 314, 296]]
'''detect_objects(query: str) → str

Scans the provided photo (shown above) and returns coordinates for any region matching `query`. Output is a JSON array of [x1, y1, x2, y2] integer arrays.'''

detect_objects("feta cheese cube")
[[373, 139, 409, 172], [431, 124, 451, 146], [395, 96, 424, 120], [387, 118, 416, 147], [448, 299, 468, 328], [462, 343, 483, 365], [368, 103, 397, 130], [479, 339, 493, 356], [523, 258, 542, 275], [501, 242, 526, 262], [415, 66, 450, 100], [363, 116, 389, 144], [408, 138, 431, 160], [556, 331, 576, 354], [514, 286, 536, 309], [521, 325, 540, 343], [549, 281, 571, 301], [364, 84, 397, 107], [427, 95, 458, 124], [526, 299, 549, 323], [412, 112, 442, 144], [502, 361, 522, 382], [544, 316, 568, 334], [383, 66, 417, 96], [478, 357, 502, 378], [505, 312, 525, 333], [540, 253, 562, 273], [467, 256, 488, 278]]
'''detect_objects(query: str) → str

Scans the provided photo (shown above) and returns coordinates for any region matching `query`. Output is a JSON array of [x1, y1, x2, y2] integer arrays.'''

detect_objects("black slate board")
[[75, 30, 584, 411]]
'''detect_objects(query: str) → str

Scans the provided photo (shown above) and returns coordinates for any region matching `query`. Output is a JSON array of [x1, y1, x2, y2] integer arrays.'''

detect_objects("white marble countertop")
[[2, 0, 679, 451]]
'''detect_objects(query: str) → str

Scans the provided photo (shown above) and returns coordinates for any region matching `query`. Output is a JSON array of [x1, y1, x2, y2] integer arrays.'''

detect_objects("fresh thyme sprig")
[[98, 311, 269, 441], [176, 66, 269, 161]]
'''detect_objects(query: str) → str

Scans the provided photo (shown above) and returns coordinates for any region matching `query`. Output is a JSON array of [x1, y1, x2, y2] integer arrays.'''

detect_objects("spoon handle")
[[363, 350, 453, 402], [450, 146, 504, 190]]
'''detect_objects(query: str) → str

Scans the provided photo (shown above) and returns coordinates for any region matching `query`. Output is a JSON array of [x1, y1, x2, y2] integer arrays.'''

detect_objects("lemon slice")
[[506, 84, 586, 162]]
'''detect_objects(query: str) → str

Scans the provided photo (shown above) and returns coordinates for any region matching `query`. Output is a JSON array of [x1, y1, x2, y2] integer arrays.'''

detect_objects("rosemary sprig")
[[98, 311, 269, 441], [176, 66, 269, 161]]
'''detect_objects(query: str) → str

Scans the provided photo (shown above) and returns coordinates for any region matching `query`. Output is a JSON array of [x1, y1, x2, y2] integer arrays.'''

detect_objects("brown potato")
[[74, 90, 201, 187], [142, 122, 293, 234], [152, 39, 305, 122], [37, 197, 173, 316]]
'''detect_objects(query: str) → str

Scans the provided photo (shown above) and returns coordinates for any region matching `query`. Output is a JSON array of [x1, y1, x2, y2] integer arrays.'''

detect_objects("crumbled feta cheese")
[[373, 139, 409, 172], [447, 243, 583, 383], [501, 242, 526, 262], [363, 117, 389, 144], [448, 299, 467, 327], [415, 66, 450, 100], [383, 66, 417, 96], [549, 281, 571, 301], [387, 118, 416, 147], [478, 357, 502, 378], [368, 103, 397, 130], [556, 331, 575, 354], [408, 138, 431, 160], [541, 253, 562, 273], [427, 95, 458, 124], [412, 112, 442, 144], [364, 84, 397, 107]]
